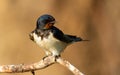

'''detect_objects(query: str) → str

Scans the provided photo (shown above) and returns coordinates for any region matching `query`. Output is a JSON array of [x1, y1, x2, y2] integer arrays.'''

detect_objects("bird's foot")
[[42, 55, 61, 61], [42, 55, 49, 60], [54, 55, 61, 61]]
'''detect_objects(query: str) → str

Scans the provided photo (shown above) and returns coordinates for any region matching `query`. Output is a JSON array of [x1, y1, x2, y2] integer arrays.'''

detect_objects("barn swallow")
[[29, 14, 87, 57]]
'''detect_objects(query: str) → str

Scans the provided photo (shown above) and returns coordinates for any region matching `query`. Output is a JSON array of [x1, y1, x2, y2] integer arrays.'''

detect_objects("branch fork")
[[0, 56, 84, 75]]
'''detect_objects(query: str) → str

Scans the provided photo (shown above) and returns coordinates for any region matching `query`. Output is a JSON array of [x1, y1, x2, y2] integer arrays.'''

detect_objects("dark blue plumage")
[[36, 14, 55, 29], [50, 26, 82, 43]]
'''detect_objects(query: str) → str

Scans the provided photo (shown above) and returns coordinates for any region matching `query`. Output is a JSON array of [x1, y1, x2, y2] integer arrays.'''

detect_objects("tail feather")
[[65, 34, 89, 43]]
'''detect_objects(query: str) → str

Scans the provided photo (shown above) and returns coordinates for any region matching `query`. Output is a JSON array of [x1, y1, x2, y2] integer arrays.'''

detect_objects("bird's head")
[[36, 14, 56, 30]]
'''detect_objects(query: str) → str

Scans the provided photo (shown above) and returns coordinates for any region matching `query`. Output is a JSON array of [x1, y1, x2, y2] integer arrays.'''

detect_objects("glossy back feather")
[[50, 26, 82, 44]]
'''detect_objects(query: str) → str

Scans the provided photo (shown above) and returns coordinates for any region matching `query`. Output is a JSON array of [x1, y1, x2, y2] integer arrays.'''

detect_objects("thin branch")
[[0, 56, 84, 75], [56, 57, 84, 75], [0, 56, 55, 73]]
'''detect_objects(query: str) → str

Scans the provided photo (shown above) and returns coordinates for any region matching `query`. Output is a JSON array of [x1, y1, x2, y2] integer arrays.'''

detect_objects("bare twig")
[[56, 57, 84, 75], [0, 56, 84, 75]]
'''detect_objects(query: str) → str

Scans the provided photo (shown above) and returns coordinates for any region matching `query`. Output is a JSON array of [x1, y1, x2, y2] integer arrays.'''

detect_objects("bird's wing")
[[63, 34, 83, 43], [51, 26, 82, 43]]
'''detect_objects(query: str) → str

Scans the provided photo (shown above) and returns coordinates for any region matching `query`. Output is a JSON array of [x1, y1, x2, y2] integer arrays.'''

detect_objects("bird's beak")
[[50, 21, 56, 24]]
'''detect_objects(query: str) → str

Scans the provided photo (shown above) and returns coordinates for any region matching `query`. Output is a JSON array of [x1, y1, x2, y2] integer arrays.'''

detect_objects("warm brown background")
[[0, 0, 120, 75]]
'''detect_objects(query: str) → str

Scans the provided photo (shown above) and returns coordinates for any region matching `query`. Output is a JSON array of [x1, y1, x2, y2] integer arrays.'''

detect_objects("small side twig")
[[56, 57, 84, 75], [0, 56, 84, 75]]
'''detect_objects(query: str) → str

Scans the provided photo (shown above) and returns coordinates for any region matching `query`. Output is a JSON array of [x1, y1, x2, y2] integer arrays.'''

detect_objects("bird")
[[29, 14, 87, 57]]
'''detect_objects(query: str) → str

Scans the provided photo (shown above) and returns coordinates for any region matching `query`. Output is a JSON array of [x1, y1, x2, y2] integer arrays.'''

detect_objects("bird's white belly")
[[33, 32, 67, 56]]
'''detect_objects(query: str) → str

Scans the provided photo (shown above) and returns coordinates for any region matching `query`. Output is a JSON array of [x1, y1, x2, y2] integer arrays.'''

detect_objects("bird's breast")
[[32, 32, 68, 53]]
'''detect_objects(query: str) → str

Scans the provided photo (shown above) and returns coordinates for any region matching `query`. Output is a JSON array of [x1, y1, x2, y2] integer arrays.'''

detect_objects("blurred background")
[[0, 0, 120, 75]]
